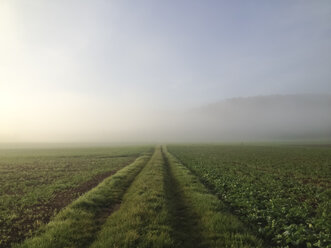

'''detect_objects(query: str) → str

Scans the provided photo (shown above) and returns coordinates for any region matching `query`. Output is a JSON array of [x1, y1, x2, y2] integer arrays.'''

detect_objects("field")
[[168, 145, 331, 247], [0, 144, 330, 247], [0, 146, 152, 247]]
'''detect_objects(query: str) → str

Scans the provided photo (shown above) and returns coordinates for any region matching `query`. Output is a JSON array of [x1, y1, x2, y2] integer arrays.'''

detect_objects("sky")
[[1, 0, 331, 143]]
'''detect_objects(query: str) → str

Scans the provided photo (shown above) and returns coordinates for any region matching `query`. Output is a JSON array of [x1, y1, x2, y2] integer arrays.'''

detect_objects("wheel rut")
[[81, 155, 152, 248], [161, 147, 205, 248]]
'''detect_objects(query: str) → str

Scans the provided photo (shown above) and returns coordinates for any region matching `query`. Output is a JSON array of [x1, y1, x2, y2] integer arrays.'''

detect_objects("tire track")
[[163, 146, 263, 248], [90, 146, 176, 248], [161, 147, 205, 248]]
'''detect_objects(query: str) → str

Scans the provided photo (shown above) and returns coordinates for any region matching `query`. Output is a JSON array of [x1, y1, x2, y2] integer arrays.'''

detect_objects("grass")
[[15, 153, 151, 248], [90, 146, 175, 248], [90, 146, 262, 248], [163, 146, 263, 247]]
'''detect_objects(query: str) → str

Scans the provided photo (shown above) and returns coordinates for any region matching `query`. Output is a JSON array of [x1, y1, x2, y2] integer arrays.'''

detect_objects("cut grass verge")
[[90, 146, 175, 248], [163, 146, 264, 248], [14, 153, 151, 248]]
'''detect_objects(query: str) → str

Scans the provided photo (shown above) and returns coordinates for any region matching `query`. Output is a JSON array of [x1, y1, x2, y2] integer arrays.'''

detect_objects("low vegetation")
[[0, 146, 151, 247], [90, 146, 261, 248], [163, 147, 263, 247], [90, 147, 175, 248], [1, 144, 329, 248], [168, 145, 331, 247], [15, 153, 151, 248]]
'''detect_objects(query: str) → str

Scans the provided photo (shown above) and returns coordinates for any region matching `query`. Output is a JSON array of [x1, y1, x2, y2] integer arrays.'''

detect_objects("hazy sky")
[[1, 1, 331, 142]]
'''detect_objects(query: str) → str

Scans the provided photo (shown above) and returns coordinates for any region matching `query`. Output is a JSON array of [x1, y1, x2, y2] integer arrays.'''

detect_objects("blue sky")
[[1, 0, 331, 141]]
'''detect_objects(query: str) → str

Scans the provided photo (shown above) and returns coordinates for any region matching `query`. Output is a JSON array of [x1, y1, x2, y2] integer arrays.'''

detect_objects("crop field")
[[168, 145, 331, 247], [0, 144, 330, 247], [0, 146, 152, 247]]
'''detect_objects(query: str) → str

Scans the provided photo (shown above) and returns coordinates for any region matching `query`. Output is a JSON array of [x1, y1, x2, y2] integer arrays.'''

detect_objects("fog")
[[2, 94, 330, 143], [1, 1, 331, 143], [164, 94, 331, 142]]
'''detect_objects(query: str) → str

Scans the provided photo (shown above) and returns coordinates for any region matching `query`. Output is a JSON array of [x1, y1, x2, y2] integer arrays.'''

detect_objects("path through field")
[[16, 146, 262, 248]]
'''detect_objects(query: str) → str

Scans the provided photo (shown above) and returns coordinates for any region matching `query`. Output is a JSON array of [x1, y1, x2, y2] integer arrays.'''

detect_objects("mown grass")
[[14, 153, 151, 248], [163, 147, 263, 248], [90, 147, 175, 248]]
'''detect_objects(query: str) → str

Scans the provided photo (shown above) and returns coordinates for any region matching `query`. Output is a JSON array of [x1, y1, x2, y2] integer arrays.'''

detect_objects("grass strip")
[[90, 146, 175, 248], [163, 146, 264, 248], [15, 153, 151, 248], [161, 147, 204, 248]]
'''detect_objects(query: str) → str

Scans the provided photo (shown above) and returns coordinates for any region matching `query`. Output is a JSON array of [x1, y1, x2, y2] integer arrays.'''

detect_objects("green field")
[[168, 145, 331, 247], [0, 145, 330, 247]]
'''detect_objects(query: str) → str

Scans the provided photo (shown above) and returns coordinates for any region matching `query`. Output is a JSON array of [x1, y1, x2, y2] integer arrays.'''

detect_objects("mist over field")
[[1, 1, 331, 143], [118, 94, 331, 143], [2, 94, 330, 143], [165, 94, 331, 142]]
